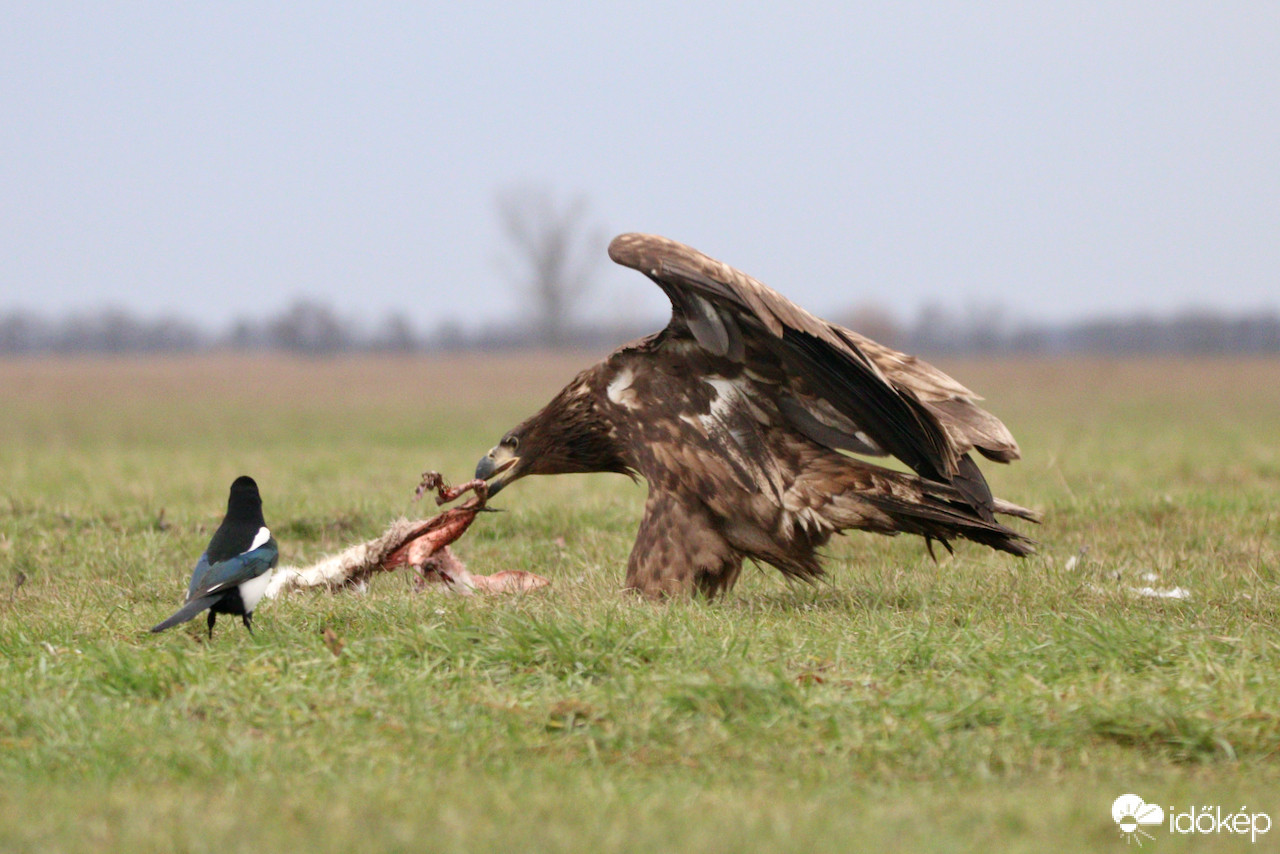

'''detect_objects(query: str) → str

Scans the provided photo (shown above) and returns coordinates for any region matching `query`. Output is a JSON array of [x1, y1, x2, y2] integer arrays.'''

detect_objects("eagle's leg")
[[626, 490, 740, 600]]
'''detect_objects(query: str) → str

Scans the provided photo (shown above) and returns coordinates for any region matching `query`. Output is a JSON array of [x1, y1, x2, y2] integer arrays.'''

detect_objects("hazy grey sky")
[[3, 3, 1277, 333]]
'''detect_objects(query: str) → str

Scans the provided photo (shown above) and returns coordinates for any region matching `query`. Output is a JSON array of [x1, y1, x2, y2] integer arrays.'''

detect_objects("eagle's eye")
[[501, 434, 519, 451]]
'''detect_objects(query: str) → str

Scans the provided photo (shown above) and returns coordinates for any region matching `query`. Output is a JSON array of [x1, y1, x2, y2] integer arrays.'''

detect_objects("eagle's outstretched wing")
[[608, 233, 1024, 519]]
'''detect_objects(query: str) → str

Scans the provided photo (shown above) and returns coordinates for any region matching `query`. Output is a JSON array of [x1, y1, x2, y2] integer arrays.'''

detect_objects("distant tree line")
[[2, 298, 1278, 356], [839, 302, 1280, 356], [0, 300, 407, 356], [6, 187, 1277, 357], [0, 295, 654, 356], [0, 187, 621, 357]]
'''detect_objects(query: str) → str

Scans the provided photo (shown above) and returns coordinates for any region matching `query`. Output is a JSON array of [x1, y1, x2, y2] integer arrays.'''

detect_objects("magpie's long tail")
[[150, 595, 219, 633]]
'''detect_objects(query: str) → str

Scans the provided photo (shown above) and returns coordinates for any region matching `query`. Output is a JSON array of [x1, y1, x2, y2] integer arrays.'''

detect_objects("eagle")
[[475, 233, 1037, 598]]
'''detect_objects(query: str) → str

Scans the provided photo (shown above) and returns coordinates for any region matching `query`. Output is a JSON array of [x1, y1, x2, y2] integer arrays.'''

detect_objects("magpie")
[[151, 475, 278, 638]]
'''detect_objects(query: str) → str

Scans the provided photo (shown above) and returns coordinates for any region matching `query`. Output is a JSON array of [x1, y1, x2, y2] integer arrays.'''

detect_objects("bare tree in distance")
[[495, 186, 605, 347], [269, 299, 350, 354], [835, 301, 901, 349]]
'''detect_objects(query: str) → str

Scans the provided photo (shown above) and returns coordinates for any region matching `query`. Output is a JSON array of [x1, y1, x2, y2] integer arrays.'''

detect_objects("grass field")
[[1, 353, 1278, 852]]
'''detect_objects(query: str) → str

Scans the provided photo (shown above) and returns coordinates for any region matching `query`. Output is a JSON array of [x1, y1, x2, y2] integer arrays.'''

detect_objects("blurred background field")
[[1, 353, 1278, 852]]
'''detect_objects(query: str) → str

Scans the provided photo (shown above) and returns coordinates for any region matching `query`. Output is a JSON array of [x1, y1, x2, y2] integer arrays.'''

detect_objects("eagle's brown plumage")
[[476, 233, 1037, 598]]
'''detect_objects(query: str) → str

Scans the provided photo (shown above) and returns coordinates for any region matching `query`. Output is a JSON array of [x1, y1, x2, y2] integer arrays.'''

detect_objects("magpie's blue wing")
[[187, 540, 278, 601], [187, 552, 212, 598]]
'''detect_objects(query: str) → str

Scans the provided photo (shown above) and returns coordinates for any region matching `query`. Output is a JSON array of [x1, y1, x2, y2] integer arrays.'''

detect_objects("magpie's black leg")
[[207, 610, 217, 640], [242, 612, 254, 635]]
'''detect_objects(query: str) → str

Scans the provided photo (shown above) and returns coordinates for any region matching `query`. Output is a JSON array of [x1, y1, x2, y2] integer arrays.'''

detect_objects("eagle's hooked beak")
[[475, 444, 519, 497]]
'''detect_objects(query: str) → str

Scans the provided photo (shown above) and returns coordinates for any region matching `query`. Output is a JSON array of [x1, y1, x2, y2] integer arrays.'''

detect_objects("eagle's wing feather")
[[839, 329, 1021, 462], [609, 233, 1019, 515]]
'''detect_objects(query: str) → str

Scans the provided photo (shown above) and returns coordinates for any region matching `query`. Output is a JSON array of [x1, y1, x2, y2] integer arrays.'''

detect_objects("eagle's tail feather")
[[814, 460, 1037, 558], [861, 490, 1036, 557], [865, 491, 1034, 558], [991, 496, 1041, 523]]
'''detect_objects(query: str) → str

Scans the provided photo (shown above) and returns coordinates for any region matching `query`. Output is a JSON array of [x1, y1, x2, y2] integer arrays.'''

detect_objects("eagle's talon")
[[413, 471, 445, 502], [415, 471, 489, 509]]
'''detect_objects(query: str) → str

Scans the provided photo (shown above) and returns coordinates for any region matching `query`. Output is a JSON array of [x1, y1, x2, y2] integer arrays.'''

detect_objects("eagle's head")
[[475, 370, 633, 497]]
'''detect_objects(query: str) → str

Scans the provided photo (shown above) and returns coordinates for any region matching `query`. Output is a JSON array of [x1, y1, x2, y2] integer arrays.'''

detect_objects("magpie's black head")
[[207, 475, 268, 561], [227, 476, 262, 517]]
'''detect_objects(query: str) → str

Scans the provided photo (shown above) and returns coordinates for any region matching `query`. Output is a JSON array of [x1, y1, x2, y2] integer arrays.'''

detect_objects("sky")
[[3, 3, 1278, 334]]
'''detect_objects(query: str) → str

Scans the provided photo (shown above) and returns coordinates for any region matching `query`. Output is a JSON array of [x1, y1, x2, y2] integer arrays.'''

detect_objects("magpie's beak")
[[475, 445, 519, 497]]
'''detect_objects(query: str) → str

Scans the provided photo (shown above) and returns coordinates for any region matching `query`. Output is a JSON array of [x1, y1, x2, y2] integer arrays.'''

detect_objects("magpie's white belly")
[[238, 567, 274, 613]]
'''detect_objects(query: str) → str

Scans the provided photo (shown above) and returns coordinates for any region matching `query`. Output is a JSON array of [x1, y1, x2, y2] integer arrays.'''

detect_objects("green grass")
[[2, 354, 1279, 852]]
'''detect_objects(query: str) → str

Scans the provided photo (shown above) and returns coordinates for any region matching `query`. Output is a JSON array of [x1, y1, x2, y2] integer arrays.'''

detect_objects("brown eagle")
[[475, 233, 1037, 598]]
